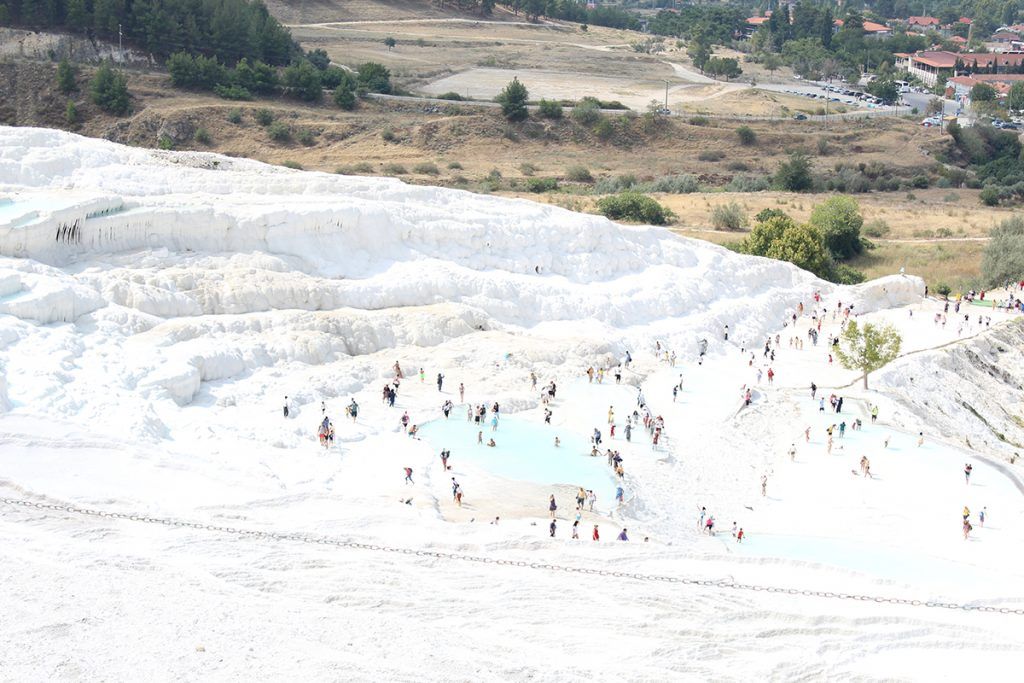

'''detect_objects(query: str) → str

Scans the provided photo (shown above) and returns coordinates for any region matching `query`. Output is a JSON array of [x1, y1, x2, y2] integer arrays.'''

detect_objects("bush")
[[809, 195, 864, 260], [496, 77, 529, 122], [447, 161, 463, 170], [538, 99, 563, 119], [336, 162, 374, 174], [436, 91, 464, 101], [194, 127, 211, 145], [775, 152, 813, 192], [565, 165, 594, 182], [65, 100, 78, 126], [833, 263, 867, 284], [724, 175, 770, 192], [414, 161, 441, 175], [57, 58, 77, 94], [89, 63, 130, 115], [935, 283, 952, 298], [981, 215, 1024, 285], [357, 62, 392, 94], [526, 177, 559, 193], [572, 97, 602, 125], [283, 61, 323, 102], [227, 109, 243, 124], [519, 162, 538, 176], [320, 66, 347, 89], [640, 174, 699, 193], [735, 125, 756, 145], [596, 192, 673, 225], [383, 163, 408, 175], [157, 134, 174, 150], [711, 202, 746, 230], [980, 186, 1000, 206], [863, 219, 891, 238], [698, 150, 725, 162], [911, 175, 930, 189], [214, 84, 253, 100], [595, 174, 637, 193], [593, 118, 614, 141], [688, 116, 709, 126], [727, 161, 750, 172], [297, 129, 316, 146], [282, 160, 303, 170], [267, 122, 291, 142], [334, 84, 357, 110], [255, 109, 274, 126], [306, 49, 330, 71]]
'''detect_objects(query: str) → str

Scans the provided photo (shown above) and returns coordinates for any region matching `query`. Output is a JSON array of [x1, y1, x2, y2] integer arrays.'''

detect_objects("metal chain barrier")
[[3, 496, 1023, 615]]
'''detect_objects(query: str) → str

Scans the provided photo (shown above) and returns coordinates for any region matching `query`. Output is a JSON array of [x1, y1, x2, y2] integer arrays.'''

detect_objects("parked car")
[[793, 113, 808, 120]]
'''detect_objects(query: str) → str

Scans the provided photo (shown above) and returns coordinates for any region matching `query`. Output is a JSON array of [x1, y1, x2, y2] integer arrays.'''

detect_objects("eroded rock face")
[[876, 318, 1024, 463]]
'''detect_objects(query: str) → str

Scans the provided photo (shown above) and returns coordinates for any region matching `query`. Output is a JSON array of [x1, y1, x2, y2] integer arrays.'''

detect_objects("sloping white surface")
[[2, 127, 1023, 680]]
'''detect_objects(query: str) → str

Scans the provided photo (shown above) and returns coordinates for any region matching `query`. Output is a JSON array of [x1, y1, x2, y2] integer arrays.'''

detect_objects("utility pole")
[[663, 80, 669, 111], [118, 23, 123, 61]]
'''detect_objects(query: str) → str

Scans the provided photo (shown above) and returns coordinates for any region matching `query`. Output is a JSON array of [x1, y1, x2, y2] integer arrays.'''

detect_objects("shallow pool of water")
[[418, 414, 619, 507]]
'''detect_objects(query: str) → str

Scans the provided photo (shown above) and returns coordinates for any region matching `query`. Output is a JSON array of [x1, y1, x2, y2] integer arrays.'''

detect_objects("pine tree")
[[65, 0, 90, 31]]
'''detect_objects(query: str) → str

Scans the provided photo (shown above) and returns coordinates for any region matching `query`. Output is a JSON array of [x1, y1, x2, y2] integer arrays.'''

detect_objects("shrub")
[[526, 177, 559, 193], [414, 161, 441, 175], [735, 125, 756, 145], [306, 49, 330, 71], [572, 97, 602, 125], [381, 128, 398, 142], [255, 109, 274, 126], [486, 168, 503, 182], [863, 219, 891, 238], [282, 160, 303, 170], [227, 109, 243, 124], [816, 137, 832, 155], [809, 195, 864, 260], [688, 115, 709, 126], [496, 77, 529, 121], [911, 175, 930, 189], [596, 192, 673, 225], [447, 161, 463, 170], [436, 91, 464, 101], [724, 175, 771, 192], [268, 122, 291, 142], [981, 215, 1024, 285], [194, 127, 211, 145], [320, 66, 347, 89], [357, 62, 392, 94], [698, 150, 725, 162], [334, 85, 357, 110], [728, 161, 750, 172], [774, 152, 813, 192], [593, 118, 614, 140], [640, 174, 699, 193], [57, 58, 77, 94], [519, 162, 538, 176], [935, 283, 952, 298], [936, 227, 953, 238], [283, 61, 323, 102], [565, 165, 594, 182], [157, 134, 174, 150], [65, 100, 78, 126], [214, 84, 253, 100], [595, 174, 637, 193], [538, 99, 563, 119], [980, 187, 1000, 206], [383, 163, 408, 175], [833, 263, 867, 284], [89, 63, 130, 115], [297, 129, 316, 146], [711, 202, 747, 230], [336, 162, 375, 174]]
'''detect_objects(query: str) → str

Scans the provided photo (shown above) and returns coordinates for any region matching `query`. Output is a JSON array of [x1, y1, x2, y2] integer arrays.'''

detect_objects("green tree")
[[283, 60, 323, 101], [774, 152, 814, 192], [705, 56, 742, 80], [357, 62, 392, 94], [537, 98, 563, 119], [688, 39, 711, 73], [65, 0, 91, 32], [597, 192, 673, 225], [762, 53, 782, 75], [981, 215, 1024, 285], [306, 49, 330, 71], [744, 216, 834, 279], [735, 125, 756, 145], [809, 195, 864, 260], [384, 36, 396, 51], [65, 99, 79, 127], [333, 71, 357, 110], [867, 77, 899, 104], [89, 63, 130, 115], [835, 320, 902, 389], [1008, 81, 1024, 111], [971, 82, 997, 102], [57, 58, 77, 94], [496, 76, 529, 122]]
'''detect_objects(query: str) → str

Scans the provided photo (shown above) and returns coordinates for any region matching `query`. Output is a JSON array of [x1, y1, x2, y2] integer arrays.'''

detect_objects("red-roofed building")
[[991, 30, 1021, 43], [833, 18, 891, 38], [744, 13, 771, 37], [896, 50, 959, 85], [908, 16, 941, 27]]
